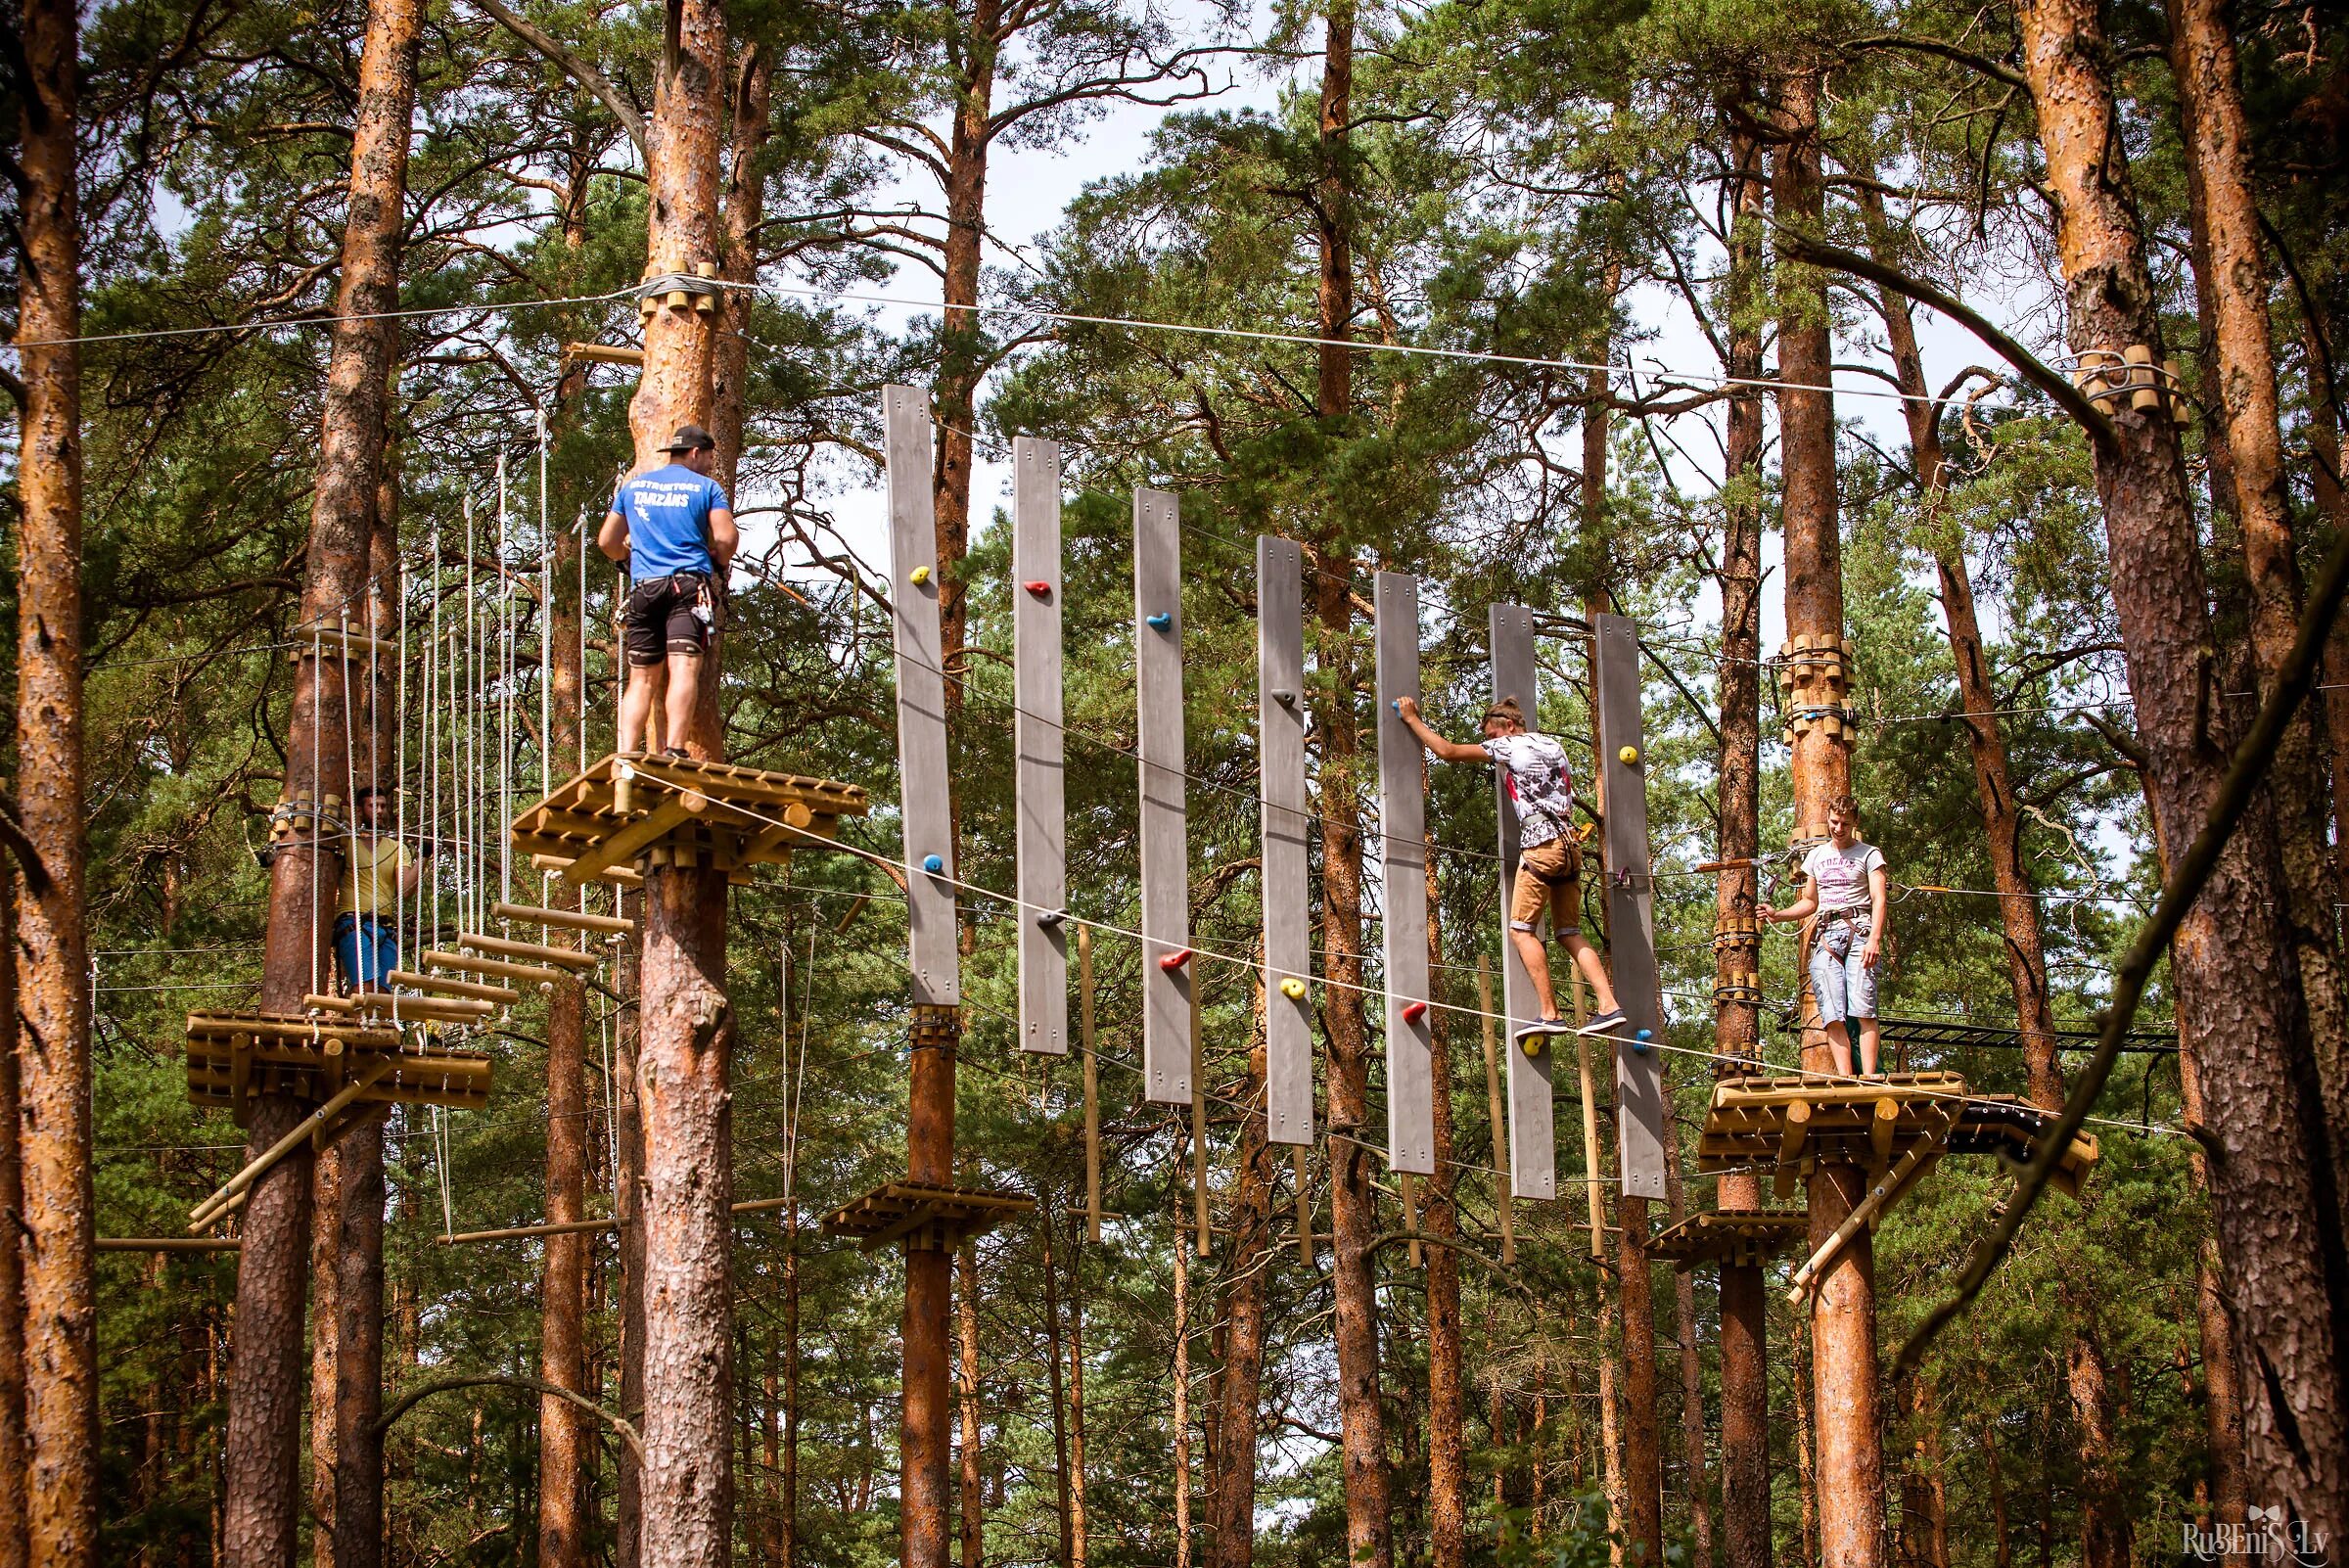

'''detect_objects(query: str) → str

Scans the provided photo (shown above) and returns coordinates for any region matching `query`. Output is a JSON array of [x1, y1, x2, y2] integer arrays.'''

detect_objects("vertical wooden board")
[[1491, 605, 1555, 1200], [1259, 536, 1313, 1145], [1013, 437, 1067, 1054], [883, 387, 960, 1005], [1593, 612, 1668, 1199], [1375, 572, 1435, 1176], [1134, 488, 1191, 1105]]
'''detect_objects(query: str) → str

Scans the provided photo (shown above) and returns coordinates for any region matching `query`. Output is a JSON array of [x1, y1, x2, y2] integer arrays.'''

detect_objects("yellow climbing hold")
[[1618, 745, 1639, 764], [1280, 977, 1308, 1000], [910, 565, 932, 586]]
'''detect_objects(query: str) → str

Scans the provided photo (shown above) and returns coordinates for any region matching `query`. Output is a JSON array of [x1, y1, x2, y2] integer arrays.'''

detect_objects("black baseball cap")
[[663, 423, 716, 452]]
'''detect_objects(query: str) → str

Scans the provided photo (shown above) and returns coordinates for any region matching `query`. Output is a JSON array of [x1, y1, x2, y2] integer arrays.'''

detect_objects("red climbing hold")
[[1159, 946, 1194, 971], [1024, 579, 1052, 596], [1402, 1000, 1429, 1025]]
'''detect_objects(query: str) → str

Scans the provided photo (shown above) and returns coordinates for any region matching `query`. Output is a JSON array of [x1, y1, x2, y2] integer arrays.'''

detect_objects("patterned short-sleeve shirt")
[[1481, 731, 1576, 851]]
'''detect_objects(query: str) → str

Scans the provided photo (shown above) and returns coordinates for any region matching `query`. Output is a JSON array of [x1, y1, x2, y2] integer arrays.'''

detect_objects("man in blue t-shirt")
[[598, 423, 739, 756]]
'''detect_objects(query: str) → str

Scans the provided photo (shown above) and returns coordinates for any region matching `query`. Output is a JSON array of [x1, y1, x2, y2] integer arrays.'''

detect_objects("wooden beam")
[[1574, 977, 1607, 1258], [562, 342, 644, 366], [1376, 570, 1436, 1176], [1260, 534, 1313, 1145], [883, 390, 962, 1007], [458, 932, 600, 971], [384, 970, 521, 1005], [559, 796, 695, 889], [1593, 610, 1668, 1200], [530, 852, 644, 890], [1134, 486, 1190, 1104], [1479, 959, 1515, 1265], [98, 1237, 240, 1253], [491, 900, 636, 936], [1013, 436, 1069, 1054], [1491, 603, 1556, 1200], [423, 950, 567, 988], [189, 1058, 395, 1227], [1080, 923, 1102, 1244]]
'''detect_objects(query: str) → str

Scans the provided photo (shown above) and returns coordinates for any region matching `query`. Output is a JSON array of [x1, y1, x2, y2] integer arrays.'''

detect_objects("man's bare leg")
[[1510, 926, 1559, 1018], [1558, 932, 1620, 1015], [662, 649, 700, 752], [620, 663, 666, 756]]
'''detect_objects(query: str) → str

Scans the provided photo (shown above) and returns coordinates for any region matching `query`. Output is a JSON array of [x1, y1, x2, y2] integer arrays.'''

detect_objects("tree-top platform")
[[1696, 1072, 2099, 1200], [185, 1009, 492, 1126], [510, 753, 870, 888], [820, 1182, 1036, 1253], [1647, 1210, 1807, 1268]]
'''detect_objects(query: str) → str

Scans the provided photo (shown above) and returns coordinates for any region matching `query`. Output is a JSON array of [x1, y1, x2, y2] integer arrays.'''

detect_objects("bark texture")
[[2012, 0, 2349, 1524], [226, 0, 420, 1559], [330, 1113, 386, 1568], [0, 880, 23, 1568], [1712, 115, 1772, 1568], [1420, 866, 1467, 1568], [2169, 0, 2349, 1187], [1210, 1021, 1274, 1568]]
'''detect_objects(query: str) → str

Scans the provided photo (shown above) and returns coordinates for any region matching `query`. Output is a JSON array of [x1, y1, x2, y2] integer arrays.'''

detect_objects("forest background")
[[9, 0, 2344, 1559]]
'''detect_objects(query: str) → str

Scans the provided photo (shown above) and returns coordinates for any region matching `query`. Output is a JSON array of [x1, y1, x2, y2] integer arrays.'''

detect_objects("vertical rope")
[[498, 448, 513, 909], [539, 407, 552, 804], [310, 621, 323, 1001]]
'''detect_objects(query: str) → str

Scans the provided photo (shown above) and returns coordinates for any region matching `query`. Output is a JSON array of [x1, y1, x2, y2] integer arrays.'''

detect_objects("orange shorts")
[[1508, 838, 1583, 934]]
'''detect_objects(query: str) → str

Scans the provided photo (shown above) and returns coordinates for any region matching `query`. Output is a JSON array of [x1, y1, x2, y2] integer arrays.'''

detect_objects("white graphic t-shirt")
[[1804, 839, 1885, 916], [1481, 732, 1576, 851]]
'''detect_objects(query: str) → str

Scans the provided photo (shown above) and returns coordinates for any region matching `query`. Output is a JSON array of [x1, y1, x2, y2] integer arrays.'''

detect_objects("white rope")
[[539, 406, 552, 804], [498, 448, 514, 909]]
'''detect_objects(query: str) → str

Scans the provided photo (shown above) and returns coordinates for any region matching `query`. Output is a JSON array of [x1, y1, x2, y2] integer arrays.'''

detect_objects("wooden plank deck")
[[184, 1009, 493, 1122], [819, 1181, 1036, 1253], [1696, 1070, 2098, 1194], [1648, 1210, 1807, 1267], [509, 752, 868, 886]]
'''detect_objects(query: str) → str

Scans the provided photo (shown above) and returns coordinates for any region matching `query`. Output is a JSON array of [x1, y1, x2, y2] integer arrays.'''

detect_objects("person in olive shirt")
[[598, 423, 740, 756], [335, 787, 426, 994]]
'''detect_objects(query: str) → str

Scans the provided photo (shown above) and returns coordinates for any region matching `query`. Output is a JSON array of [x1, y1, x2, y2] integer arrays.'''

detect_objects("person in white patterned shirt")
[[1760, 793, 1890, 1078]]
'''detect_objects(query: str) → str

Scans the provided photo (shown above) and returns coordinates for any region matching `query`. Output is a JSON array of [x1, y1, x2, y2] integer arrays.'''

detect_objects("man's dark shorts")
[[624, 571, 719, 666]]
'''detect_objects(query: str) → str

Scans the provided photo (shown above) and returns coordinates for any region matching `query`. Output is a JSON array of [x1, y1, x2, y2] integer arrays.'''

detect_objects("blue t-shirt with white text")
[[611, 464, 728, 577]]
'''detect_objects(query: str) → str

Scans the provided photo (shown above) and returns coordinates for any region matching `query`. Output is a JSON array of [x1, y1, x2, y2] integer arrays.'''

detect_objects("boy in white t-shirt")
[[1394, 694, 1628, 1049], [1760, 793, 1889, 1078]]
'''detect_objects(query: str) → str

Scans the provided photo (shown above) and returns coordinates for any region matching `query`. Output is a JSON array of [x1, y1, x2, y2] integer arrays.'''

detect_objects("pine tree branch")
[[469, 0, 646, 161]]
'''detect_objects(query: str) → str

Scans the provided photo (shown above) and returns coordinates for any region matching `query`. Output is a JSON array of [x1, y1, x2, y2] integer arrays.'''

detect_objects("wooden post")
[[1135, 487, 1191, 1104], [1012, 438, 1068, 1055], [1190, 983, 1209, 1257], [1374, 572, 1435, 1175], [1477, 961, 1514, 1265], [1294, 1147, 1313, 1264], [1488, 605, 1554, 1198], [1572, 977, 1605, 1261], [1079, 926, 1101, 1244], [1590, 613, 1668, 1200], [1259, 536, 1313, 1145]]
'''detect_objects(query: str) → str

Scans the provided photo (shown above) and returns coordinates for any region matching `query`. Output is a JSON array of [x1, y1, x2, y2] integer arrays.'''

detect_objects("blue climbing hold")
[[1146, 612, 1173, 630], [1632, 1027, 1653, 1054], [922, 853, 944, 875]]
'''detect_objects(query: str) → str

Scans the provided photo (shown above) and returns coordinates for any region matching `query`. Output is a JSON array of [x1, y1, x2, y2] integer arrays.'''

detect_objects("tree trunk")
[[1312, 5, 1390, 1559], [2012, 0, 2349, 1523], [225, 0, 420, 1558], [631, 3, 738, 1561], [310, 1145, 344, 1568], [1421, 859, 1468, 1568], [539, 486, 592, 1568], [615, 891, 648, 1568], [1712, 115, 1772, 1568], [331, 1113, 386, 1568], [1860, 184, 2132, 1565], [2179, 1041, 2249, 1546], [957, 1241, 984, 1568], [2170, 0, 2349, 1187], [0, 879, 23, 1568], [1662, 1155, 1711, 1564], [1616, 1199, 1662, 1561], [1068, 1234, 1087, 1568], [1775, 67, 1886, 1568], [2304, 303, 2349, 905], [712, 40, 773, 492], [1172, 1188, 1193, 1568], [932, 0, 1004, 713], [1041, 1210, 1074, 1568], [782, 1202, 801, 1568], [1211, 1008, 1274, 1568]]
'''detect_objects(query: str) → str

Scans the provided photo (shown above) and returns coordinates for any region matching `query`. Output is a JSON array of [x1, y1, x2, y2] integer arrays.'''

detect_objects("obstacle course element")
[[1013, 437, 1069, 1055], [184, 1010, 492, 1124], [884, 388, 961, 1006], [508, 752, 867, 888], [1592, 612, 1670, 1200], [1487, 604, 1553, 1200], [1647, 1209, 1807, 1267], [820, 1182, 1037, 1253], [1259, 537, 1313, 1146], [1134, 487, 1191, 1105], [1698, 1072, 2098, 1186], [1376, 572, 1436, 1176]]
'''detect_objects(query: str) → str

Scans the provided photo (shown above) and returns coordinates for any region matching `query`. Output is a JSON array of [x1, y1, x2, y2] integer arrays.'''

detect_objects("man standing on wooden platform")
[[334, 786, 425, 994], [599, 422, 738, 757], [1392, 693, 1627, 1045]]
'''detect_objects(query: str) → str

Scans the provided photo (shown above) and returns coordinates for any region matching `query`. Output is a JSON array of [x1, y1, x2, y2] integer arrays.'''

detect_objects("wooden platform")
[[1696, 1072, 2098, 1197], [510, 754, 869, 888], [819, 1182, 1035, 1253], [1647, 1210, 1807, 1267], [185, 1010, 492, 1125]]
